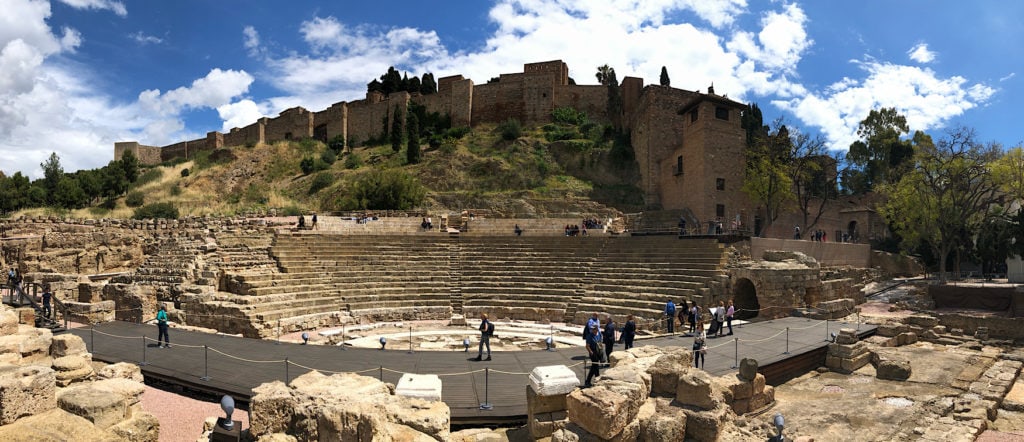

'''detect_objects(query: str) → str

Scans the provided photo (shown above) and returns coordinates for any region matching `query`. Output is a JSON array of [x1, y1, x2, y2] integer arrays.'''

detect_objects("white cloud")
[[243, 25, 261, 57], [907, 42, 936, 63], [1000, 72, 1016, 82], [0, 0, 254, 177], [775, 60, 994, 150], [129, 31, 162, 45], [58, 0, 125, 17], [217, 99, 265, 132]]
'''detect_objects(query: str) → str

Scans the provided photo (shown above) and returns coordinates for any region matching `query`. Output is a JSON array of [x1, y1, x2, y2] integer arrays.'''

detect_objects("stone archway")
[[732, 278, 759, 320], [847, 220, 858, 242]]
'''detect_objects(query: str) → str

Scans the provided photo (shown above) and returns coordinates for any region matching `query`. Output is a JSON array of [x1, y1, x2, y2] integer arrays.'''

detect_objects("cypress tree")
[[660, 66, 670, 87], [407, 112, 421, 164], [390, 105, 403, 152]]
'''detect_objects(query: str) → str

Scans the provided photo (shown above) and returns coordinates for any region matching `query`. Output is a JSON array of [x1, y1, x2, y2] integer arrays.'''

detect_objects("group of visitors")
[[582, 312, 637, 387], [809, 229, 827, 242], [666, 299, 736, 368], [420, 217, 433, 230], [581, 218, 603, 230], [296, 213, 318, 230], [564, 224, 587, 236]]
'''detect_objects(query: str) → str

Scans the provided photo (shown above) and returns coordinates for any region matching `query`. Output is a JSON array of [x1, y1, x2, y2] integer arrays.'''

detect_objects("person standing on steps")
[[726, 299, 735, 336], [621, 314, 636, 350], [474, 313, 492, 361], [40, 285, 52, 319], [156, 305, 171, 348], [693, 320, 707, 369], [664, 299, 676, 334], [603, 315, 617, 362]]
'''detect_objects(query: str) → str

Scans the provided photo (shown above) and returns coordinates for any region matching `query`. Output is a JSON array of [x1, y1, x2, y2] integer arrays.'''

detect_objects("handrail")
[[864, 279, 911, 299]]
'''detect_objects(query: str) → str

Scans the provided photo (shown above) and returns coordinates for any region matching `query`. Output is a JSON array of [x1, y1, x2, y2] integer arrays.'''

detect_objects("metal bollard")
[[479, 367, 494, 410], [200, 345, 210, 381], [285, 358, 290, 383], [732, 338, 738, 369], [139, 336, 148, 366], [784, 327, 790, 354], [408, 326, 414, 354]]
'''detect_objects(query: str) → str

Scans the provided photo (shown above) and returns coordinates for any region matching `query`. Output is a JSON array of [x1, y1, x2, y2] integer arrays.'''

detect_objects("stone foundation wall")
[[751, 237, 870, 267]]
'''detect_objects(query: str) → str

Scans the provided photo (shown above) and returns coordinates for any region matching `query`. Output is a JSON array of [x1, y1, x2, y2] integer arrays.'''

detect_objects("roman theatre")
[[4, 214, 1024, 441]]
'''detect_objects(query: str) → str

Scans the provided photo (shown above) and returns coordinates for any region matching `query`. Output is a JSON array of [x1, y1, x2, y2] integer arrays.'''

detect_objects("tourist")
[[692, 304, 702, 332], [664, 299, 676, 334], [603, 315, 616, 361], [426, 216, 432, 230], [156, 305, 170, 348], [311, 212, 318, 230], [514, 224, 522, 236], [584, 322, 603, 387], [40, 285, 52, 319], [473, 313, 492, 361], [715, 301, 727, 337], [584, 312, 600, 341], [687, 301, 696, 333], [297, 215, 305, 229], [693, 320, 707, 369], [794, 225, 801, 239], [621, 314, 636, 350], [726, 299, 735, 336], [678, 216, 687, 235], [677, 301, 687, 332]]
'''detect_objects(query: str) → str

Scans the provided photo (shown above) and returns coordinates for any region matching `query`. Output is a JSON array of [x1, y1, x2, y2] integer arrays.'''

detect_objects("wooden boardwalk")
[[67, 317, 874, 424]]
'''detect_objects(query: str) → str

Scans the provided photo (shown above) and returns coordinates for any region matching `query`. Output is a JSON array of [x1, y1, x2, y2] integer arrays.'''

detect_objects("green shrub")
[[170, 184, 182, 196], [552, 107, 586, 125], [134, 168, 163, 187], [132, 202, 179, 220], [99, 198, 117, 210], [125, 191, 145, 207], [544, 128, 578, 142], [498, 118, 521, 141], [280, 205, 304, 216], [298, 138, 318, 153], [180, 168, 190, 177], [308, 172, 334, 195], [445, 126, 471, 139], [321, 149, 337, 165], [242, 183, 268, 204], [328, 135, 346, 152], [300, 157, 316, 175], [331, 170, 425, 210], [344, 154, 363, 170]]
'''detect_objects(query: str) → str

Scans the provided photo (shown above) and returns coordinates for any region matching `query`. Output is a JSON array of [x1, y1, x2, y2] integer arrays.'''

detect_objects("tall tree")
[[788, 132, 839, 230], [880, 126, 1005, 282], [596, 65, 622, 125], [120, 149, 140, 183], [659, 66, 670, 87], [390, 105, 403, 152], [845, 107, 914, 194], [380, 67, 402, 95], [595, 64, 615, 85], [406, 112, 421, 164], [741, 103, 768, 149], [40, 152, 63, 205], [420, 73, 437, 94], [741, 119, 795, 234]]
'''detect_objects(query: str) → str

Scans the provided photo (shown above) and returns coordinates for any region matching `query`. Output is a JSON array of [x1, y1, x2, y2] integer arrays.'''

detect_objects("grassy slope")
[[21, 122, 643, 219]]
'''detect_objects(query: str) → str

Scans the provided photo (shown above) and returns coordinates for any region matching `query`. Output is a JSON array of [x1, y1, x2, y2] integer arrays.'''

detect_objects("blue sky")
[[1, 0, 1021, 178]]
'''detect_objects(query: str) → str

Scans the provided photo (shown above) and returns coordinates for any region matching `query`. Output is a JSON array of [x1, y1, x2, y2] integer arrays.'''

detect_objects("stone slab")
[[395, 373, 442, 402], [1003, 379, 1024, 412], [529, 365, 580, 396]]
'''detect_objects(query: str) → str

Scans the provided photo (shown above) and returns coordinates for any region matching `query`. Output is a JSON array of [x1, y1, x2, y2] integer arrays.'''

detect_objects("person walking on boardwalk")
[[664, 299, 676, 334], [693, 320, 707, 369], [584, 322, 603, 387], [156, 305, 171, 348], [726, 299, 735, 336], [603, 315, 617, 362], [474, 313, 493, 361], [621, 314, 636, 350]]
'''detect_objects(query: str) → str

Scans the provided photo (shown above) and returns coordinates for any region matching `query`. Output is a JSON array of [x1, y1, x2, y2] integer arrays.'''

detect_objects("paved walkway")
[[68, 317, 874, 422]]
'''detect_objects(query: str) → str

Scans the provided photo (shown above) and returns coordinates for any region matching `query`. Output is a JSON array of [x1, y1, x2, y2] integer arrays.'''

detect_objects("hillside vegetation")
[[15, 113, 643, 219]]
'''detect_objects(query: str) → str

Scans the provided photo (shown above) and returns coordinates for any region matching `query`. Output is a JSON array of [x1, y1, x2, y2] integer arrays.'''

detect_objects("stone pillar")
[[825, 328, 871, 374], [527, 365, 578, 439]]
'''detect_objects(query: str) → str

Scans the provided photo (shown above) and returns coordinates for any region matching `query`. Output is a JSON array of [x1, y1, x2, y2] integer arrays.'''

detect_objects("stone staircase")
[[112, 236, 207, 285], [186, 233, 730, 338]]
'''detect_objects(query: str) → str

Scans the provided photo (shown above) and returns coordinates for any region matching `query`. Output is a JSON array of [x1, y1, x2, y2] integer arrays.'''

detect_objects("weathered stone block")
[[681, 404, 731, 442], [529, 364, 580, 396], [529, 410, 568, 439], [110, 410, 160, 442], [676, 370, 717, 410], [0, 310, 17, 335], [828, 342, 867, 358], [0, 365, 56, 425], [528, 385, 568, 415], [896, 332, 918, 346], [57, 378, 144, 429], [905, 315, 938, 328], [49, 334, 88, 358], [876, 359, 912, 381], [601, 365, 651, 396], [840, 352, 873, 373], [646, 347, 692, 396], [738, 358, 758, 381], [97, 362, 144, 383], [395, 373, 441, 402], [566, 386, 633, 439]]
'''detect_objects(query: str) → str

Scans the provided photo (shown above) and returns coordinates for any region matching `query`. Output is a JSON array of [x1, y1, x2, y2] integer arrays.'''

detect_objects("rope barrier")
[[734, 329, 787, 344], [489, 369, 531, 376], [91, 328, 144, 340], [206, 347, 286, 364], [790, 320, 827, 331]]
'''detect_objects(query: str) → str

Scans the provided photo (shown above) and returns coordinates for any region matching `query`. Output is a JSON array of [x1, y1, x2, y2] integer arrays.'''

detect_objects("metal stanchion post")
[[857, 313, 861, 331], [784, 327, 790, 354], [90, 327, 94, 352], [341, 323, 347, 351], [285, 358, 290, 383], [276, 320, 281, 345], [824, 319, 829, 342], [731, 338, 738, 369], [379, 365, 383, 382], [201, 345, 210, 381], [139, 336, 148, 366], [479, 367, 494, 410]]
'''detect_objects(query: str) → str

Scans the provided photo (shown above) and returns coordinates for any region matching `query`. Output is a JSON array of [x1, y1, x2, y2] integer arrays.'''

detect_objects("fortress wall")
[[346, 92, 409, 146], [620, 77, 644, 129], [224, 120, 264, 147], [114, 142, 162, 165], [415, 76, 475, 128], [159, 138, 212, 162], [265, 107, 313, 142], [313, 102, 347, 143], [553, 85, 607, 123], [472, 75, 527, 125], [206, 131, 224, 150], [630, 86, 699, 209]]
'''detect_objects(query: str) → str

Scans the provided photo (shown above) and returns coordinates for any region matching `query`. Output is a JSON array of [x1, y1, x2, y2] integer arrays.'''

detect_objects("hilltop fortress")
[[115, 60, 757, 227]]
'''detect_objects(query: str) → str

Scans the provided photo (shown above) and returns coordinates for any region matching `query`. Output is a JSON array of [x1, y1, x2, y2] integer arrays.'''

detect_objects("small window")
[[715, 107, 729, 120], [690, 109, 698, 123], [675, 156, 683, 176], [716, 178, 725, 190], [716, 204, 725, 217]]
